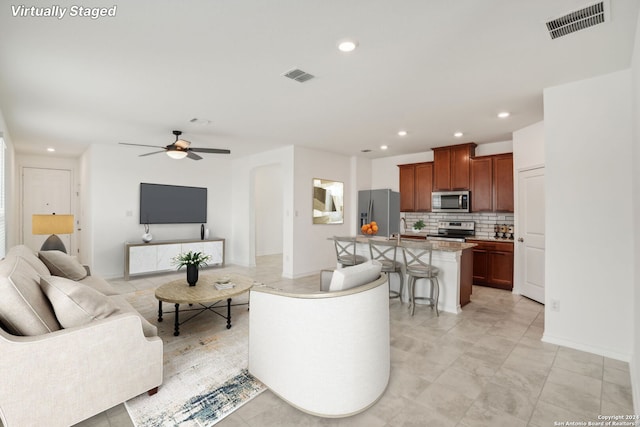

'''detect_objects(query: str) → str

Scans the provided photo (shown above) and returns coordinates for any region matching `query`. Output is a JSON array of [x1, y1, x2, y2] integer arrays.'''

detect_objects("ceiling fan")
[[120, 130, 231, 160]]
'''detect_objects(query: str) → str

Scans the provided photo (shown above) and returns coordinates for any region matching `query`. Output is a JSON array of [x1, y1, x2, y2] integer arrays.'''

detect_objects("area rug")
[[124, 287, 266, 426]]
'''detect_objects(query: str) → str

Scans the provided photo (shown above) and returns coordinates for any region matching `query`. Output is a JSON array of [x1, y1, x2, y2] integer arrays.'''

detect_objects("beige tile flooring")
[[75, 255, 635, 427]]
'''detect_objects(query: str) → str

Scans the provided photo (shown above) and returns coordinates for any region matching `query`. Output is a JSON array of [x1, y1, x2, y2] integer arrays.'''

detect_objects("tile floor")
[[75, 255, 635, 427]]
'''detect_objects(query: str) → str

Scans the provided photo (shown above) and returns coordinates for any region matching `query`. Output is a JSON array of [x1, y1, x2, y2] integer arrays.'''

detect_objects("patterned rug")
[[124, 287, 265, 426]]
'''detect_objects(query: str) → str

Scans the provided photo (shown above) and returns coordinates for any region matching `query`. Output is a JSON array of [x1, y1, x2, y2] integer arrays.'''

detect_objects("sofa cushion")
[[79, 275, 119, 296], [109, 295, 158, 338], [6, 245, 50, 277], [328, 260, 382, 292], [40, 276, 119, 329], [39, 250, 88, 281], [0, 256, 61, 335]]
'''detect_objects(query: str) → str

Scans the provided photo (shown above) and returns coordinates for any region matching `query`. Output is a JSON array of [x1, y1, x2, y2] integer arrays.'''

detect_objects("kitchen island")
[[350, 236, 475, 314]]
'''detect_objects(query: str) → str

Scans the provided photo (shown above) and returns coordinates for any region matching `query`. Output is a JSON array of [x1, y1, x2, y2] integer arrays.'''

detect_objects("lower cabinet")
[[125, 238, 225, 279], [467, 239, 513, 290]]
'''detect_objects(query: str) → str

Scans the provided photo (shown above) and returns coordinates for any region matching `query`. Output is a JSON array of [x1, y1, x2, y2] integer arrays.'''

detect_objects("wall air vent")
[[283, 68, 315, 83], [546, 1, 607, 40]]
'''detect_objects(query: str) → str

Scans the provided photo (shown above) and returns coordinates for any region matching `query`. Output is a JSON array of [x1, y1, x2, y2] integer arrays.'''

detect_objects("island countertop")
[[353, 236, 476, 252], [329, 235, 474, 313]]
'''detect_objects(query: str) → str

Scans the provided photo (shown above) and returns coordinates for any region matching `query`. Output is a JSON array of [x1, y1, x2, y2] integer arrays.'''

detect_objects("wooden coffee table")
[[155, 273, 253, 336]]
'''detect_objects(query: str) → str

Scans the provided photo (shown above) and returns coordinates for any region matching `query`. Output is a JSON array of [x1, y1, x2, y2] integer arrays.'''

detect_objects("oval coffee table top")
[[155, 273, 253, 304]]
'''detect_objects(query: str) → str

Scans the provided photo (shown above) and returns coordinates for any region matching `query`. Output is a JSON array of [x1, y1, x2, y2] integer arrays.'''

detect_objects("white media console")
[[124, 238, 225, 280]]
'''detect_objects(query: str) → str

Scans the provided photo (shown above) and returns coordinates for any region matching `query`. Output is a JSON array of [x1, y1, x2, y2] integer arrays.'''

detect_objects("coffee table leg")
[[226, 298, 232, 329], [158, 301, 163, 322], [174, 303, 180, 336]]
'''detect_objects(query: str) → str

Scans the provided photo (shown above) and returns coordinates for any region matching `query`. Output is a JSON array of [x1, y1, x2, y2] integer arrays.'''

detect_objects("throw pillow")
[[38, 250, 88, 281], [329, 260, 382, 292], [39, 276, 119, 328]]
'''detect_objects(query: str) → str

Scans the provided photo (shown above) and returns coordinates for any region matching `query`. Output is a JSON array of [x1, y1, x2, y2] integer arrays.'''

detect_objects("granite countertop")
[[354, 236, 476, 252]]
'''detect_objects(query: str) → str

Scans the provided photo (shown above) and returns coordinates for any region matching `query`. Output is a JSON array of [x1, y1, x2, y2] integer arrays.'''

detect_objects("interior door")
[[22, 167, 73, 253], [517, 167, 545, 303]]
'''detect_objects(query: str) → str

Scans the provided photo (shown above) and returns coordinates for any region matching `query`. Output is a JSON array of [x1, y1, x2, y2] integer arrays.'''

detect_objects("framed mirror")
[[312, 178, 344, 224]]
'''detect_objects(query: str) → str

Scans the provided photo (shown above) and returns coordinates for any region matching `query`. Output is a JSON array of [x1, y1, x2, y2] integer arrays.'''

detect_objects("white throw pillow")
[[39, 250, 88, 281], [329, 260, 382, 292], [39, 276, 119, 328]]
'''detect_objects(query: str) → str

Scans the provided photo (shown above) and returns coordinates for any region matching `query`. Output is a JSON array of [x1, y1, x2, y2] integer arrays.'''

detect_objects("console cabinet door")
[[204, 240, 225, 265], [129, 246, 157, 274]]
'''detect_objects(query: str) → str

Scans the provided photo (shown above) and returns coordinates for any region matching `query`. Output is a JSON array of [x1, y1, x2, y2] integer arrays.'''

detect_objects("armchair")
[[248, 268, 389, 417]]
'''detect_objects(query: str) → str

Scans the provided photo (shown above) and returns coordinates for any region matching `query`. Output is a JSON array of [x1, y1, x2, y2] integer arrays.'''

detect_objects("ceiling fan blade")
[[187, 151, 203, 160], [190, 147, 231, 154], [120, 142, 166, 149], [139, 151, 165, 157]]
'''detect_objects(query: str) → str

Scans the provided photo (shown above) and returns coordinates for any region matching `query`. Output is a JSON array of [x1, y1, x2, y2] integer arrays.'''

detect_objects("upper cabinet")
[[433, 143, 476, 191], [398, 162, 433, 212], [470, 153, 514, 212]]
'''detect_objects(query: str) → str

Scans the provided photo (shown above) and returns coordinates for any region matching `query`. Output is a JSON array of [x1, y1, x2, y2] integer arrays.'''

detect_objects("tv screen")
[[140, 183, 207, 224]]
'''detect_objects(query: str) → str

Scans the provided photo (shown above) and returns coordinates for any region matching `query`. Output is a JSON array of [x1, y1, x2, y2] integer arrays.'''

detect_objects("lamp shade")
[[32, 214, 74, 235]]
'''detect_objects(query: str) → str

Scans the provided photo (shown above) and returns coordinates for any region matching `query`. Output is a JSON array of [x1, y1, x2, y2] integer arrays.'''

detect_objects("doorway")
[[252, 164, 283, 268], [22, 167, 73, 253], [516, 167, 545, 304]]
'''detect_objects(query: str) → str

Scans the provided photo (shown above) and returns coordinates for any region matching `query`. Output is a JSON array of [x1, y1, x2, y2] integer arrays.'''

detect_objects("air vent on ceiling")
[[546, 1, 607, 40], [283, 68, 315, 83]]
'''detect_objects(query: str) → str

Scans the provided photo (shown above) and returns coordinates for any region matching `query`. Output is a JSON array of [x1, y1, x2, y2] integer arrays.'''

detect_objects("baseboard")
[[630, 353, 640, 414], [542, 333, 632, 362]]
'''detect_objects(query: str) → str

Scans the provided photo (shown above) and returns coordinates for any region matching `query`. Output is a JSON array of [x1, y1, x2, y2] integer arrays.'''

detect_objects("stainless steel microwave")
[[432, 191, 470, 213]]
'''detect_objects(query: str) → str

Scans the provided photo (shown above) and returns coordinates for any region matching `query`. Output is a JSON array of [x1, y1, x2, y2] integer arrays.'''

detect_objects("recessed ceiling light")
[[454, 132, 464, 138], [397, 130, 407, 137], [47, 147, 55, 152], [497, 111, 510, 118], [337, 39, 358, 52], [380, 145, 388, 150]]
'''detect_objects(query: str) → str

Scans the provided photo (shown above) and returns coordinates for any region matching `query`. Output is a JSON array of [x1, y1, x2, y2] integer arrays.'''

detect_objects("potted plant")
[[172, 251, 212, 286], [413, 219, 426, 232]]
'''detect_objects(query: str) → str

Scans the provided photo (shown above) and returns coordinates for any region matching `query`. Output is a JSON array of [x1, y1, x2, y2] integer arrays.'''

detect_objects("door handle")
[[517, 237, 524, 242]]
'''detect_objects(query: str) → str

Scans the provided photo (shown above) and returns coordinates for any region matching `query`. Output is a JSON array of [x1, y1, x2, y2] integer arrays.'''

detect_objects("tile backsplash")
[[403, 212, 515, 239]]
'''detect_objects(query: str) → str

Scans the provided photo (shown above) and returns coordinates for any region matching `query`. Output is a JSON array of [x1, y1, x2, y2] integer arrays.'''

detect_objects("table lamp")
[[32, 214, 74, 253]]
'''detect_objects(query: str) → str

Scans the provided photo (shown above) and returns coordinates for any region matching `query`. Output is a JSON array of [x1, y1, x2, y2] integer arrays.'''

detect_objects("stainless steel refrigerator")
[[358, 189, 400, 237]]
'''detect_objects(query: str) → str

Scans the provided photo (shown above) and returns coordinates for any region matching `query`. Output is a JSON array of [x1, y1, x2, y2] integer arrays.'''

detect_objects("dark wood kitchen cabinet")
[[398, 162, 433, 212], [470, 153, 514, 213], [433, 143, 476, 191], [467, 239, 514, 290]]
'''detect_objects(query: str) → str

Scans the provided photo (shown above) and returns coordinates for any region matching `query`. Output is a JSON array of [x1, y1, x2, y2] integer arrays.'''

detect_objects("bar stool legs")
[[408, 275, 439, 316]]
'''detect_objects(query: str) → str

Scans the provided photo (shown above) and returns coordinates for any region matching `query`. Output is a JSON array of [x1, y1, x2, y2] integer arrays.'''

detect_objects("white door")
[[517, 167, 545, 303], [22, 168, 73, 253]]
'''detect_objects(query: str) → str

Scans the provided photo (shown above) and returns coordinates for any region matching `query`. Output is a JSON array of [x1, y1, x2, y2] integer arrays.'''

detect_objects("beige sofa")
[[0, 245, 163, 427], [249, 261, 390, 417]]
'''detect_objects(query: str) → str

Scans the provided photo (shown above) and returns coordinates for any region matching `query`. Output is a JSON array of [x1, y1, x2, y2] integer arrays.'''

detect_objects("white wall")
[[254, 164, 283, 256], [84, 144, 233, 278], [543, 69, 634, 360], [513, 122, 544, 171], [0, 111, 18, 252], [292, 146, 353, 277], [630, 8, 640, 413]]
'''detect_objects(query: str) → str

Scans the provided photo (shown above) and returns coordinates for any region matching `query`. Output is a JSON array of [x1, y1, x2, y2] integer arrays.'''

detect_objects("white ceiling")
[[0, 0, 638, 159]]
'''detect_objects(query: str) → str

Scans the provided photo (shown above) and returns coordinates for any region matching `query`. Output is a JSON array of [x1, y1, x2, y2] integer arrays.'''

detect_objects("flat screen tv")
[[139, 183, 207, 224]]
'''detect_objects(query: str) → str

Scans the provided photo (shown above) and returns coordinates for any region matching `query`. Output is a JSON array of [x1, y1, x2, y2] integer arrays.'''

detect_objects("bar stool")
[[369, 239, 404, 301], [333, 236, 367, 267], [401, 241, 440, 316]]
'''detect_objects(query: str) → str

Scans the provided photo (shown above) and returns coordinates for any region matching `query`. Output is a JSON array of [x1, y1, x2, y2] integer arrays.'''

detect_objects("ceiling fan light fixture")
[[166, 149, 188, 159]]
